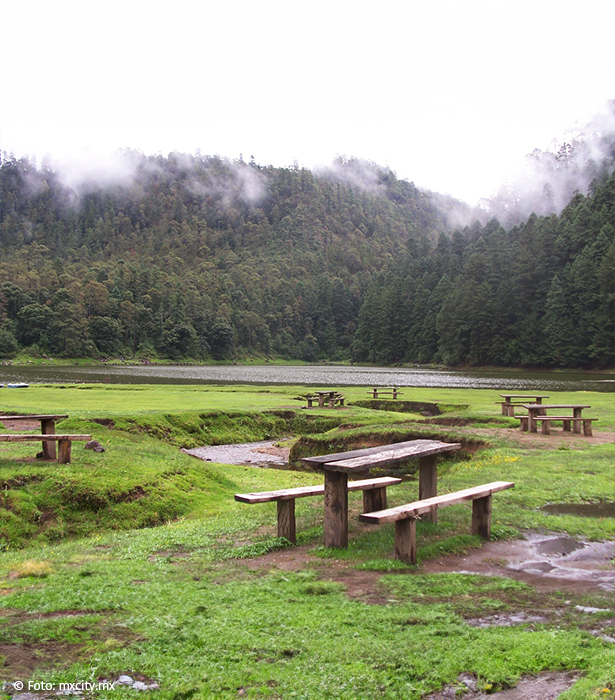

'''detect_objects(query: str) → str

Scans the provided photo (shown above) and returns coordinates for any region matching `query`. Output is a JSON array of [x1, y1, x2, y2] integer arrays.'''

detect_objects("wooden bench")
[[0, 414, 68, 459], [305, 394, 319, 408], [0, 434, 92, 464], [533, 416, 597, 436], [235, 476, 402, 544], [359, 481, 514, 564], [369, 387, 403, 399]]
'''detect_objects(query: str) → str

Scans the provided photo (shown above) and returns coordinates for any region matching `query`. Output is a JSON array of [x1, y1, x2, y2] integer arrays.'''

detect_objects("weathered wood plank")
[[300, 439, 441, 467], [41, 418, 57, 460], [521, 404, 591, 409], [359, 481, 514, 524], [419, 454, 438, 523], [0, 414, 69, 421], [58, 439, 72, 464], [324, 470, 348, 548], [395, 518, 417, 564], [0, 434, 92, 442], [277, 500, 296, 543], [471, 495, 492, 539], [323, 441, 461, 473], [234, 477, 402, 503], [363, 486, 387, 513]]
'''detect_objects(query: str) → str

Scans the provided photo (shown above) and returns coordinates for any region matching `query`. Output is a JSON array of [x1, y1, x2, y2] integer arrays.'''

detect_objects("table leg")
[[324, 470, 348, 548], [41, 419, 56, 460], [572, 408, 582, 434], [419, 454, 437, 523], [529, 409, 538, 433]]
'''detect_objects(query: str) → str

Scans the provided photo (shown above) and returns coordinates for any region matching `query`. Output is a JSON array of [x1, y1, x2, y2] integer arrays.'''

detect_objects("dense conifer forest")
[[0, 147, 613, 368]]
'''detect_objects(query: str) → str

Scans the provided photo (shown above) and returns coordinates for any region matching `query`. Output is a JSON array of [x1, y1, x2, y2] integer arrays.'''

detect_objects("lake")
[[0, 363, 613, 392]]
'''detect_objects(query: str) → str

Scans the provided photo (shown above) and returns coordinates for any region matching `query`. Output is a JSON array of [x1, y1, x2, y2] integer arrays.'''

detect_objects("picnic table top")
[[499, 394, 549, 399], [301, 439, 461, 474], [521, 404, 591, 410], [0, 414, 68, 421]]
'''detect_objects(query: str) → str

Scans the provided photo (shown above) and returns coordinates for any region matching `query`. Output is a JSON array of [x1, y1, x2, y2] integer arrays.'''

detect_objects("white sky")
[[2, 0, 615, 204]]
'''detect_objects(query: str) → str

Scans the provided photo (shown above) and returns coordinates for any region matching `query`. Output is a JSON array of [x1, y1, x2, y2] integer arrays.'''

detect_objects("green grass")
[[0, 383, 613, 697]]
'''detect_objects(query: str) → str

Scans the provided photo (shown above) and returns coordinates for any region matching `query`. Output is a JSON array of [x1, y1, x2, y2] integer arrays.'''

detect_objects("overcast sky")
[[2, 0, 614, 204]]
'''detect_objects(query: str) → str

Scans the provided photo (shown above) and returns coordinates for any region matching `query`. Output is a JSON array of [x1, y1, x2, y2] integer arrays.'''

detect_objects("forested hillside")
[[353, 176, 615, 368], [0, 150, 613, 368], [0, 153, 453, 361]]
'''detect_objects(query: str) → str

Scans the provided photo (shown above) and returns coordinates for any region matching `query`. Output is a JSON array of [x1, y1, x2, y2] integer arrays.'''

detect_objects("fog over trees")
[[0, 133, 613, 368]]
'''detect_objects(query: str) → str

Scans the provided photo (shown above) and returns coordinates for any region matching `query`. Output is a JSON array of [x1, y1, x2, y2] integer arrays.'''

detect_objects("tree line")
[[0, 151, 613, 368]]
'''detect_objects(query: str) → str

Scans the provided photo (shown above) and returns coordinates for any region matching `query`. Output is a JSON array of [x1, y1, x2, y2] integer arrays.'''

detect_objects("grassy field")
[[0, 383, 613, 698]]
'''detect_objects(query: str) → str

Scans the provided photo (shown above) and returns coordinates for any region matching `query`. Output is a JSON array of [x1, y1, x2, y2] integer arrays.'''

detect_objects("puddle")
[[183, 440, 290, 468], [542, 502, 615, 518], [466, 612, 547, 628], [535, 536, 586, 556], [422, 532, 615, 593]]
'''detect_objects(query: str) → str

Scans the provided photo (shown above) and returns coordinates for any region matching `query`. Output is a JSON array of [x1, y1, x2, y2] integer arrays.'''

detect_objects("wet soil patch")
[[425, 670, 579, 700], [542, 502, 615, 518]]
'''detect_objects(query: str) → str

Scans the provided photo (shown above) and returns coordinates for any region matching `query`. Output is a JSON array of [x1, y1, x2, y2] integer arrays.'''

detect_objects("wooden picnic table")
[[498, 394, 549, 416], [315, 390, 339, 407], [521, 404, 591, 434], [301, 439, 461, 548], [0, 414, 68, 459]]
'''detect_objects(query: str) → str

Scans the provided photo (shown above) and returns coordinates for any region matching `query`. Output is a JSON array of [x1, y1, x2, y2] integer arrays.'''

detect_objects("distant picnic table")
[[369, 387, 403, 399], [305, 390, 345, 408], [519, 404, 595, 436], [498, 394, 549, 417], [300, 439, 461, 548]]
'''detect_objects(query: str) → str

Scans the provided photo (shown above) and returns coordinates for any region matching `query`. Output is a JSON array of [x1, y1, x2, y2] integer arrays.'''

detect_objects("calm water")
[[0, 363, 613, 392]]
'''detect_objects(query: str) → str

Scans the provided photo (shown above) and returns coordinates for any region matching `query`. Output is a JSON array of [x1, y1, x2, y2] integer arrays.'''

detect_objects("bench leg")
[[394, 518, 417, 564], [41, 419, 57, 460], [328, 398, 335, 408], [471, 495, 492, 540], [419, 455, 437, 524], [277, 500, 296, 544], [324, 470, 348, 549], [541, 421, 550, 435], [562, 420, 571, 431], [363, 486, 387, 513], [583, 420, 593, 437], [519, 417, 528, 431], [58, 439, 72, 464]]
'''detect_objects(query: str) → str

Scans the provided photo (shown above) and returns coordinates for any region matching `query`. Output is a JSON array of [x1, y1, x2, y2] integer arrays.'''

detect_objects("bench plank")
[[235, 476, 402, 504], [0, 414, 69, 421], [359, 481, 514, 524], [0, 434, 92, 442]]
